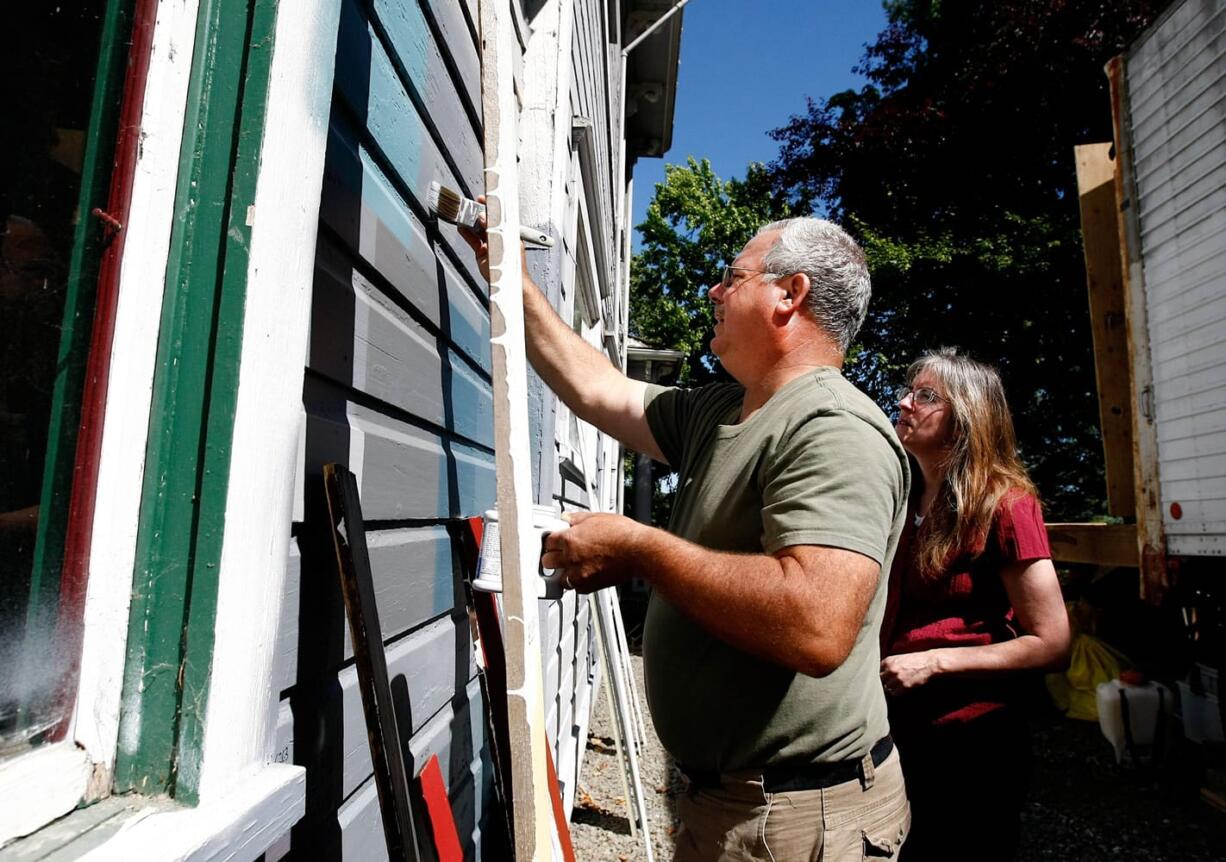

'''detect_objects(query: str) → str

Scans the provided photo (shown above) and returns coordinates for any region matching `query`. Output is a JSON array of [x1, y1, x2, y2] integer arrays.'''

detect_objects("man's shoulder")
[[645, 380, 744, 418], [775, 371, 898, 440]]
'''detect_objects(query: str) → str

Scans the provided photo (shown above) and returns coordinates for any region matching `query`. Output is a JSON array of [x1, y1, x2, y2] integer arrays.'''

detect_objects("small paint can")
[[474, 504, 569, 599]]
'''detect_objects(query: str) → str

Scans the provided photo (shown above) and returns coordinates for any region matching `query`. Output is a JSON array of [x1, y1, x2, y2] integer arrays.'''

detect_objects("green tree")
[[630, 157, 795, 385], [767, 0, 1164, 519]]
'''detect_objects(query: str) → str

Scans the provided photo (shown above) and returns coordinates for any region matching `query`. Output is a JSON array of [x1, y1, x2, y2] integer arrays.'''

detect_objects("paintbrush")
[[427, 181, 555, 248]]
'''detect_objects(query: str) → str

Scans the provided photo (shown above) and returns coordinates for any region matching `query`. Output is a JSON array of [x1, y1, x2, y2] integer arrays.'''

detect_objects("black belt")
[[681, 735, 894, 793]]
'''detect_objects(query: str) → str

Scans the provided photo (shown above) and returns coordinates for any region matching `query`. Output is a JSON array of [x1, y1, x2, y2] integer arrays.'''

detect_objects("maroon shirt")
[[883, 489, 1052, 727]]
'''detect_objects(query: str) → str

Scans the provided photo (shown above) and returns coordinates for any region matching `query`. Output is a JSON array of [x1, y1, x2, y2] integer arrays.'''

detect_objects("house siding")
[[268, 0, 633, 856]]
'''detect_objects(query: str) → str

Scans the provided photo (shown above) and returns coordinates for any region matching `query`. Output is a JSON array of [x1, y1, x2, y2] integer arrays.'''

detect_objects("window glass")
[[1, 2, 111, 760]]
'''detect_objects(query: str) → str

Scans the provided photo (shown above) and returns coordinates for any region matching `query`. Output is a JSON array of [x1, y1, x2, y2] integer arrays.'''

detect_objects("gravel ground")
[[570, 654, 1226, 861], [571, 652, 682, 861]]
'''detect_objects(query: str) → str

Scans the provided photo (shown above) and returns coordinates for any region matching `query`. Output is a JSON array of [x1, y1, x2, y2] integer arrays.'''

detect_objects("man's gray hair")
[[757, 217, 871, 352]]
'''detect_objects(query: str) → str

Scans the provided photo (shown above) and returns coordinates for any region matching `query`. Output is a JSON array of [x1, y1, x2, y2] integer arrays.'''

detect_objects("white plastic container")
[[1096, 672, 1174, 765], [473, 505, 570, 599]]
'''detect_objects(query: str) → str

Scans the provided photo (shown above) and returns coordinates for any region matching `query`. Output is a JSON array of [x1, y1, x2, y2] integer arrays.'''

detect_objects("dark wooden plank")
[[324, 464, 421, 862]]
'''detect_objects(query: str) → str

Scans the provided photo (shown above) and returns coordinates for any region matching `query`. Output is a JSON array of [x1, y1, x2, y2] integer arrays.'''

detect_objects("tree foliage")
[[630, 158, 794, 385], [766, 0, 1165, 519], [630, 0, 1166, 520]]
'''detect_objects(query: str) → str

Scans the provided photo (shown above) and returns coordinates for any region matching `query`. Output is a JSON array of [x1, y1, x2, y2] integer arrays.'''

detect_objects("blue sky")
[[631, 0, 890, 241]]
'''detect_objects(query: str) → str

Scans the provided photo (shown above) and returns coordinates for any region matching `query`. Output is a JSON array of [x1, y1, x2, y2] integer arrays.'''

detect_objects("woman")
[[881, 348, 1070, 862]]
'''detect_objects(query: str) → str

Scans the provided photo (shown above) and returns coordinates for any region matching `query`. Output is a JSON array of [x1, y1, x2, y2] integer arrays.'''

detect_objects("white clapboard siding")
[[270, 700, 294, 769], [1126, 0, 1226, 555], [328, 619, 479, 800], [272, 541, 302, 696]]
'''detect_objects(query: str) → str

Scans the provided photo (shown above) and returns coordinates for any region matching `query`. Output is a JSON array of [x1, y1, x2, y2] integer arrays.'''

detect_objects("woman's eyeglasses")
[[895, 385, 948, 406]]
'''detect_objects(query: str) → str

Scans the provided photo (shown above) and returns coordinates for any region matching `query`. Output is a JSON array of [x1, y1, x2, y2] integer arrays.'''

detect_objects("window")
[[1, 1, 123, 762]]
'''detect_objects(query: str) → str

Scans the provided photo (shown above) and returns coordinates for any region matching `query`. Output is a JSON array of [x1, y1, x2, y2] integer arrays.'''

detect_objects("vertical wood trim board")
[[1108, 56, 1168, 600], [1074, 143, 1137, 517], [77, 0, 201, 770], [115, 0, 280, 800], [197, 0, 341, 803], [479, 0, 553, 856]]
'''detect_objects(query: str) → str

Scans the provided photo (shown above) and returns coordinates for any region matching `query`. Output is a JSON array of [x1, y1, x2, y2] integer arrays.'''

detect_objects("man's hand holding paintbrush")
[[454, 194, 530, 285], [455, 192, 664, 598]]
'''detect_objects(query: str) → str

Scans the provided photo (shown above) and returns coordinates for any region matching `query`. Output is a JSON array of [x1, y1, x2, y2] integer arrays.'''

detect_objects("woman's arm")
[[880, 558, 1071, 693]]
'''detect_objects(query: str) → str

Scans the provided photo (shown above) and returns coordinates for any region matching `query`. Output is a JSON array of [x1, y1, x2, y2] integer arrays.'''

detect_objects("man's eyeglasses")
[[895, 385, 949, 407], [720, 265, 777, 290]]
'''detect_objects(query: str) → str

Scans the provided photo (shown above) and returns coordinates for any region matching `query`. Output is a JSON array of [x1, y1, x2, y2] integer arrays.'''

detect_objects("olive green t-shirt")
[[642, 368, 909, 772]]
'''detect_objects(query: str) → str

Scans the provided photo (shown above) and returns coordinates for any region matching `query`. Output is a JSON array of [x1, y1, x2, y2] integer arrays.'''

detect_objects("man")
[[462, 216, 910, 861]]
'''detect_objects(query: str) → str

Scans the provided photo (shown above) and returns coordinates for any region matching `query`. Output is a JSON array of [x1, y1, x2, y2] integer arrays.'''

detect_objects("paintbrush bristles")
[[428, 181, 481, 229], [432, 184, 466, 223]]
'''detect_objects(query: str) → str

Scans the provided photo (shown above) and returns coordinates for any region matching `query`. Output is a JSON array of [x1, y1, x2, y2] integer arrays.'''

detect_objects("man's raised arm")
[[460, 222, 666, 464]]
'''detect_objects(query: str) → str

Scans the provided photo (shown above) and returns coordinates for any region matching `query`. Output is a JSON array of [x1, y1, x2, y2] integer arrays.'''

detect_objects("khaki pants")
[[672, 748, 910, 862]]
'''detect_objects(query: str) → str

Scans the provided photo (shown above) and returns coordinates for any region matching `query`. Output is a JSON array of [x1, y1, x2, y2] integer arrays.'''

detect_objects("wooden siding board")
[[335, 0, 482, 197], [570, 0, 615, 293], [372, 0, 481, 140], [1160, 451, 1226, 483], [335, 686, 487, 860], [311, 245, 494, 448], [1127, 2, 1223, 101], [1130, 47, 1225, 134], [323, 101, 487, 304], [1136, 167, 1226, 245], [419, 0, 481, 116], [1128, 7, 1225, 114], [1134, 106, 1226, 193], [302, 375, 495, 520], [289, 614, 478, 808], [332, 0, 485, 286], [348, 527, 460, 651], [1151, 355, 1226, 403], [273, 541, 302, 696], [1155, 403, 1226, 442], [274, 527, 460, 697], [338, 779, 390, 862], [271, 699, 294, 769]]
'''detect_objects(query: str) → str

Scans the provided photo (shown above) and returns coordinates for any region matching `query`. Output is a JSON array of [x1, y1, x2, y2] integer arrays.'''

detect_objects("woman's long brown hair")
[[908, 348, 1038, 578]]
